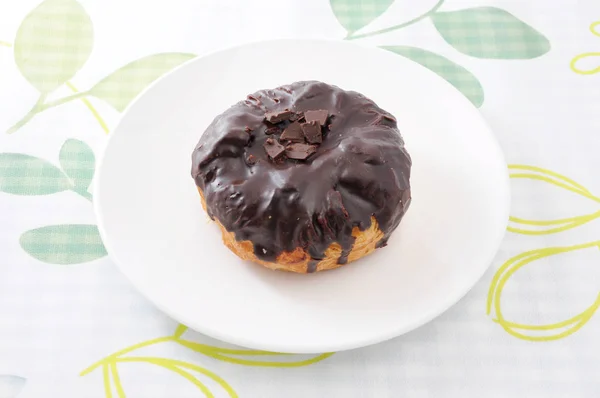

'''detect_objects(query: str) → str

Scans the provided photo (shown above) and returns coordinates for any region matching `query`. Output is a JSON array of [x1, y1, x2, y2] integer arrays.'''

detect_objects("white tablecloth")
[[1, 0, 599, 396]]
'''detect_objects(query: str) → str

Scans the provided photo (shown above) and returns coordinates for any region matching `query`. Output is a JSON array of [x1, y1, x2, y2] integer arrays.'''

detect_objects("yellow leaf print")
[[82, 325, 333, 397], [508, 165, 600, 235], [487, 241, 600, 341]]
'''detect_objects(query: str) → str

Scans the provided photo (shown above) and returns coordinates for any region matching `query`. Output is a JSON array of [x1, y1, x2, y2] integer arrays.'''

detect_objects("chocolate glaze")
[[191, 81, 411, 269]]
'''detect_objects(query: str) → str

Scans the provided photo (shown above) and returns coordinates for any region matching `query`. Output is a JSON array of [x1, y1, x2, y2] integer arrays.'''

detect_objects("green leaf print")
[[20, 224, 107, 265], [330, 0, 395, 36], [59, 139, 95, 193], [87, 53, 197, 112], [14, 0, 94, 93], [0, 375, 26, 398], [431, 7, 550, 59], [0, 154, 72, 195], [381, 46, 484, 107]]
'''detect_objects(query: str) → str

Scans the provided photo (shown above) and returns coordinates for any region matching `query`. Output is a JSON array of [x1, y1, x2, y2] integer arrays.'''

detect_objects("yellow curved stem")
[[176, 339, 288, 356], [65, 82, 110, 133], [493, 293, 600, 331], [570, 21, 600, 75], [509, 213, 597, 226], [507, 165, 600, 235], [109, 363, 126, 398], [121, 358, 214, 398], [508, 210, 600, 235], [509, 173, 600, 202], [487, 249, 549, 314], [173, 324, 188, 338], [508, 165, 592, 194], [570, 52, 600, 75], [590, 21, 600, 36], [118, 357, 237, 398], [498, 316, 592, 341], [102, 365, 113, 398], [203, 350, 333, 367], [80, 336, 172, 376], [487, 251, 547, 314], [176, 338, 333, 366]]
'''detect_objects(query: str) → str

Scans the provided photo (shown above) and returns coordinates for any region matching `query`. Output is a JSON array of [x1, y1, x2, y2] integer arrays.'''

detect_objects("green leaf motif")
[[431, 7, 550, 59], [382, 46, 484, 107], [0, 374, 26, 398], [0, 153, 72, 195], [14, 0, 94, 93], [87, 53, 197, 112], [59, 139, 95, 191], [20, 224, 107, 265], [330, 0, 395, 35]]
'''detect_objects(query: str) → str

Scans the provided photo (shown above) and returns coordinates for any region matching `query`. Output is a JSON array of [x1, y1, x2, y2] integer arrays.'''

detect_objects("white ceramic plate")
[[95, 39, 509, 353]]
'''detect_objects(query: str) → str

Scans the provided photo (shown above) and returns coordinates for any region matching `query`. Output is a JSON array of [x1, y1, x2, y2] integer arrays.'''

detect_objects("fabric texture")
[[0, 0, 599, 396]]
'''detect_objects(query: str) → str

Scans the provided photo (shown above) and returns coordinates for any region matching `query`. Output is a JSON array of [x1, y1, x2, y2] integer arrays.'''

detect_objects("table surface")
[[1, 0, 599, 397]]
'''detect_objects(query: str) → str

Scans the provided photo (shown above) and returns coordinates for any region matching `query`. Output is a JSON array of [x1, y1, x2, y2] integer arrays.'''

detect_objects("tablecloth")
[[1, 0, 599, 396]]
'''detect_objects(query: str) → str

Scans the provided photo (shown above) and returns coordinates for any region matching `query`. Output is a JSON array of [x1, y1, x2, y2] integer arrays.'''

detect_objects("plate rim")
[[94, 38, 511, 353]]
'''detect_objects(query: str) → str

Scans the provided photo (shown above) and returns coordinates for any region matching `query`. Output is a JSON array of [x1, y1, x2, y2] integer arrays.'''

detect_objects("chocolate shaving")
[[285, 143, 317, 160], [265, 126, 281, 135], [301, 121, 322, 144], [289, 111, 304, 122], [304, 109, 328, 126], [265, 110, 294, 123], [264, 139, 286, 160], [280, 121, 304, 142]]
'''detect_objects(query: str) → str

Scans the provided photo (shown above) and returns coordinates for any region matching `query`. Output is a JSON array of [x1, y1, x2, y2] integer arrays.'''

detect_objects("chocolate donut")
[[191, 81, 411, 273]]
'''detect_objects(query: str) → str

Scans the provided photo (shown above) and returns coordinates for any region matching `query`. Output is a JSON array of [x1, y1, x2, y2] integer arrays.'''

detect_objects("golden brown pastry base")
[[198, 188, 384, 273]]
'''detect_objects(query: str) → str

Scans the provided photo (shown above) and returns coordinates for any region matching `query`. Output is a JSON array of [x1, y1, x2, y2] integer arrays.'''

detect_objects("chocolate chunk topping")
[[301, 121, 322, 144], [265, 110, 294, 123], [264, 139, 286, 160], [280, 121, 304, 142], [285, 143, 317, 160], [304, 109, 328, 126], [289, 112, 303, 122], [265, 126, 281, 135]]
